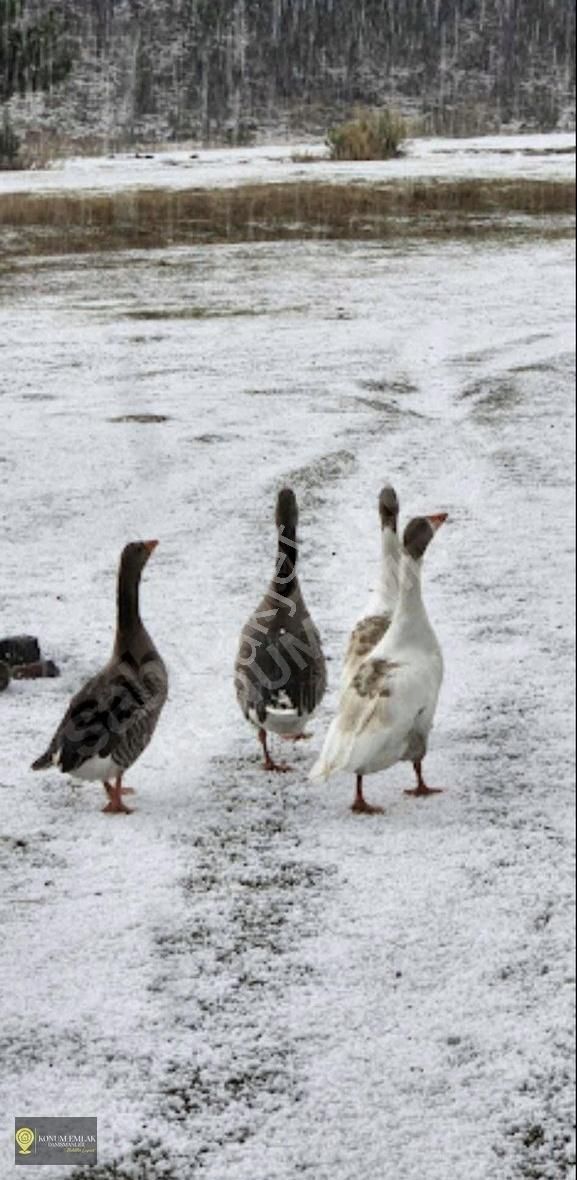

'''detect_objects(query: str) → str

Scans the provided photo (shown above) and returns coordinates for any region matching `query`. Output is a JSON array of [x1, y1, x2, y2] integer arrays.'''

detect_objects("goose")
[[311, 514, 447, 814], [32, 541, 168, 814], [235, 488, 327, 772], [342, 484, 400, 689]]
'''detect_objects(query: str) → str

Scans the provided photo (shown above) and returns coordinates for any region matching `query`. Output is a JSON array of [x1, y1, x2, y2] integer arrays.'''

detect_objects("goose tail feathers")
[[31, 749, 54, 771], [310, 755, 333, 783], [310, 719, 349, 783]]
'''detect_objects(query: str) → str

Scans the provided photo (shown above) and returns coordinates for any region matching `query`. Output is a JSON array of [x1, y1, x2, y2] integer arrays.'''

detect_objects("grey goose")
[[32, 541, 168, 813], [235, 488, 327, 772]]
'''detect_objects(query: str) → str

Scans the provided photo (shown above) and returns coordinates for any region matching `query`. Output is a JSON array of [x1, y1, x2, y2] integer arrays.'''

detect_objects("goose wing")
[[32, 653, 167, 773], [312, 657, 406, 780], [342, 613, 392, 687], [235, 584, 326, 724]]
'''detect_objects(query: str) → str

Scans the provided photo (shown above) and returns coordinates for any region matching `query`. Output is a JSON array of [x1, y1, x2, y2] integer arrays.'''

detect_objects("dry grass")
[[0, 178, 574, 257], [327, 109, 409, 161], [2, 130, 202, 171]]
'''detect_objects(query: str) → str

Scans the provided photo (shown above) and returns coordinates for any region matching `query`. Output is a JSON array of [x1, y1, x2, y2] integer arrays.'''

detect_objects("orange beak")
[[144, 539, 159, 555], [426, 513, 449, 531]]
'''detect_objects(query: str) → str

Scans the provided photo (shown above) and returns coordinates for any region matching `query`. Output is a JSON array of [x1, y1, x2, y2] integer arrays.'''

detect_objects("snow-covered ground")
[[0, 131, 574, 197], [0, 228, 575, 1180]]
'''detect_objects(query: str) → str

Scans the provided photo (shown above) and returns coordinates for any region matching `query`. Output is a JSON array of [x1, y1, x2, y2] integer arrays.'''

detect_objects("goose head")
[[120, 539, 159, 581], [378, 484, 399, 532], [115, 540, 159, 644], [276, 487, 299, 532], [403, 514, 448, 562]]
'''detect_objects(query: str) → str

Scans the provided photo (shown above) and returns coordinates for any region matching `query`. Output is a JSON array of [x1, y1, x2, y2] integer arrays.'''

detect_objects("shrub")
[[327, 108, 408, 161]]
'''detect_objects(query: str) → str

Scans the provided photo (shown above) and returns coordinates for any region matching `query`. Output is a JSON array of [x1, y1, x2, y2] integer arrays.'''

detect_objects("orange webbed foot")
[[351, 799, 385, 816], [102, 801, 133, 815], [262, 759, 292, 774]]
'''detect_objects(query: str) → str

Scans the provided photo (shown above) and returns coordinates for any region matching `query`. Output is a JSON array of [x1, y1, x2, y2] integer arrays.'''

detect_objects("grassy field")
[[1, 177, 574, 256]]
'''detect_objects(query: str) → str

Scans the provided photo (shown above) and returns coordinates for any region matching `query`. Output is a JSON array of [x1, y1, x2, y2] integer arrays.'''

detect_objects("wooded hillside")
[[5, 0, 576, 148]]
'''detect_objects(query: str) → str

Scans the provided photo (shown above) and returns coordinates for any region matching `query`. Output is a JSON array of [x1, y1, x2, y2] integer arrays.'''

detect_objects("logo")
[[15, 1118, 97, 1166], [15, 1128, 35, 1156]]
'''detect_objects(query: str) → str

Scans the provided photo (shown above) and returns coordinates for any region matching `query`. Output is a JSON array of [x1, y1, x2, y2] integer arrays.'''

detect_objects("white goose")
[[342, 484, 400, 689], [311, 513, 447, 814]]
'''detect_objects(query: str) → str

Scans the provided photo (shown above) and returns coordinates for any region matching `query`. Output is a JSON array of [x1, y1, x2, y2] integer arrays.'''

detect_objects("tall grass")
[[327, 109, 409, 161], [0, 179, 574, 257]]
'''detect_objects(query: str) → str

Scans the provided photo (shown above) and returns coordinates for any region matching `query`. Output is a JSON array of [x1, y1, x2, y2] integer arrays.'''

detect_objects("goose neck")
[[387, 553, 429, 644], [379, 526, 400, 605], [275, 524, 298, 590], [116, 563, 143, 646]]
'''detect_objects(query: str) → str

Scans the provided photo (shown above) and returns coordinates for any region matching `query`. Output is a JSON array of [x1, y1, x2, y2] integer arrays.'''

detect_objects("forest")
[[2, 0, 576, 153]]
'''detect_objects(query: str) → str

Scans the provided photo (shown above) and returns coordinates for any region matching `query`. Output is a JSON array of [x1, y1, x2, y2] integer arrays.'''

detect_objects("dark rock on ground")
[[0, 636, 41, 667]]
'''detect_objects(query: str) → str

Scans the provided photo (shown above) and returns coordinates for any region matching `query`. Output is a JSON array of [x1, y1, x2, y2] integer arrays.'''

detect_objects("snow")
[[0, 202, 575, 1174], [0, 131, 574, 197]]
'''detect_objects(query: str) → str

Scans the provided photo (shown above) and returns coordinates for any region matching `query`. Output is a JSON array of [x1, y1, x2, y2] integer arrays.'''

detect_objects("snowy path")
[[0, 236, 574, 1179]]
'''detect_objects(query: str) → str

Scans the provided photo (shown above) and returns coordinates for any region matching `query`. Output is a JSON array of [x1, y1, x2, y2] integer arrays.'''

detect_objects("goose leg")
[[259, 728, 291, 774], [404, 760, 443, 798], [102, 776, 133, 814], [351, 775, 384, 816]]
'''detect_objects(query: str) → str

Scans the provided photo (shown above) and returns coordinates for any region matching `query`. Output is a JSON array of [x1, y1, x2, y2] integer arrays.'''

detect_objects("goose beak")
[[144, 539, 159, 555], [427, 513, 449, 531]]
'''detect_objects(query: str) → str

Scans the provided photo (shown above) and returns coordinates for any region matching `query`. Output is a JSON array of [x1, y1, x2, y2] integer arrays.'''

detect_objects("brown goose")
[[32, 541, 168, 814], [342, 484, 400, 688], [235, 488, 327, 772]]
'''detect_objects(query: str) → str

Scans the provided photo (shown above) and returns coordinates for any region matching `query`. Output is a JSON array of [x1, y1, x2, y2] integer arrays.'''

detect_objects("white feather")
[[65, 754, 118, 784], [248, 704, 309, 737]]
